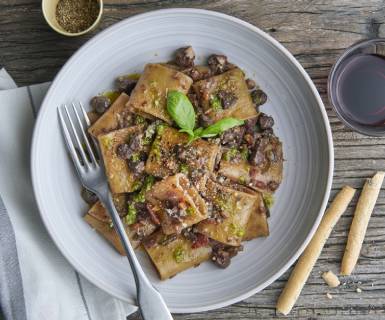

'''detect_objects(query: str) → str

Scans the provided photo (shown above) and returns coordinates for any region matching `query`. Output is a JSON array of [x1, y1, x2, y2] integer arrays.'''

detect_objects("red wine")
[[335, 54, 385, 126]]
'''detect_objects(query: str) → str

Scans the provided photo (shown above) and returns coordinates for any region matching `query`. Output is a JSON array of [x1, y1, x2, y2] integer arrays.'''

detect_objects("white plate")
[[31, 9, 333, 313]]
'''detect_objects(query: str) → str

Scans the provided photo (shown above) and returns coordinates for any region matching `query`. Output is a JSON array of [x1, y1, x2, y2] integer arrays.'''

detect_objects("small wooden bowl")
[[42, 0, 103, 37]]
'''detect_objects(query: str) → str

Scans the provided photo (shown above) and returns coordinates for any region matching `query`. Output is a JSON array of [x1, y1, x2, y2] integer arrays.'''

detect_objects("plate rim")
[[31, 8, 334, 313]]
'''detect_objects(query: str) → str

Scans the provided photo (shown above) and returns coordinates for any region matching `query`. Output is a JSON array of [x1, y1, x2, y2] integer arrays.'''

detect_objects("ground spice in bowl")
[[56, 0, 100, 33]]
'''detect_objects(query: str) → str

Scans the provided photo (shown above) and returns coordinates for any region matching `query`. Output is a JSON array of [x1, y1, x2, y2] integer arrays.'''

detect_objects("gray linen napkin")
[[0, 195, 27, 320]]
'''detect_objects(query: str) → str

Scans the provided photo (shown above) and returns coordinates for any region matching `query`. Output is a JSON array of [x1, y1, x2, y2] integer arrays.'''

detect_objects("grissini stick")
[[276, 186, 356, 315], [341, 172, 384, 275]]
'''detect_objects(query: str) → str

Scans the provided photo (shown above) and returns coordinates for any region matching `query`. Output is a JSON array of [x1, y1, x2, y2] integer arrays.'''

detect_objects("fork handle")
[[99, 191, 173, 320]]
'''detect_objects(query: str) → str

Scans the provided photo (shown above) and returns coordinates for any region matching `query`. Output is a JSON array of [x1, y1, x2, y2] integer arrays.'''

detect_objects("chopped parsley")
[[229, 223, 245, 238], [130, 196, 142, 206], [125, 203, 137, 225], [100, 135, 113, 150], [186, 206, 195, 216], [142, 175, 155, 193], [223, 148, 238, 161], [125, 176, 155, 225], [156, 123, 166, 135], [240, 147, 249, 160], [173, 246, 185, 263], [179, 163, 189, 174], [131, 180, 143, 192], [134, 115, 146, 125], [152, 147, 161, 161], [133, 176, 155, 203], [238, 176, 247, 184], [143, 122, 158, 145], [214, 195, 230, 212], [263, 193, 274, 209], [130, 152, 141, 162], [210, 95, 222, 111], [149, 124, 167, 160], [236, 228, 245, 237]]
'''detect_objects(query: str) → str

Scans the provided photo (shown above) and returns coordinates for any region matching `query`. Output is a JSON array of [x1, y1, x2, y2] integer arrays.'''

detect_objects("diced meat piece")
[[91, 96, 111, 114], [181, 229, 209, 249], [258, 113, 274, 130], [211, 242, 243, 268], [81, 187, 98, 205], [249, 134, 280, 167], [135, 202, 151, 223], [132, 202, 160, 232], [244, 117, 258, 134], [188, 93, 199, 109], [116, 76, 137, 95], [128, 160, 145, 176], [246, 78, 256, 89], [212, 247, 230, 268], [185, 67, 201, 81], [251, 89, 267, 106], [163, 196, 188, 224], [217, 90, 238, 109], [175, 46, 195, 68], [87, 111, 101, 125], [191, 233, 209, 249], [198, 113, 214, 127], [220, 126, 245, 147], [249, 139, 268, 166], [128, 132, 143, 151], [173, 144, 189, 162], [146, 203, 161, 226], [207, 54, 228, 74], [142, 235, 157, 249], [116, 143, 132, 160], [243, 118, 261, 147], [182, 65, 212, 82]]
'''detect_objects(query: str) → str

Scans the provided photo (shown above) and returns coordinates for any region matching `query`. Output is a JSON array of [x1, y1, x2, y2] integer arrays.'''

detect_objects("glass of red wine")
[[328, 38, 385, 136]]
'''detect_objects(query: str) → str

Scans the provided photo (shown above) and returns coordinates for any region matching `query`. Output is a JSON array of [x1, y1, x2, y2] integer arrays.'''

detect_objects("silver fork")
[[58, 102, 173, 320]]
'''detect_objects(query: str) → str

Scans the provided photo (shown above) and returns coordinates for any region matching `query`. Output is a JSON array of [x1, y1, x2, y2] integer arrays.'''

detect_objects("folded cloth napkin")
[[0, 69, 137, 320]]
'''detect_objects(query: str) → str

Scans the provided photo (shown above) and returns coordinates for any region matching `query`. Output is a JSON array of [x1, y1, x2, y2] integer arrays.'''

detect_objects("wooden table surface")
[[2, 1, 385, 319]]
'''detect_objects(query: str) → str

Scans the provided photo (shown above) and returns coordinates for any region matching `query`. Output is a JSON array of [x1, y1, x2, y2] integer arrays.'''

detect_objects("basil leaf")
[[185, 128, 203, 145], [167, 91, 196, 134], [187, 136, 199, 145], [193, 127, 204, 136], [179, 128, 194, 137], [199, 118, 244, 138]]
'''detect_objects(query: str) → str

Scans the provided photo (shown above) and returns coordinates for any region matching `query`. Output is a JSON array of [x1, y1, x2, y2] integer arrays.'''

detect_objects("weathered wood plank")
[[2, 0, 385, 319]]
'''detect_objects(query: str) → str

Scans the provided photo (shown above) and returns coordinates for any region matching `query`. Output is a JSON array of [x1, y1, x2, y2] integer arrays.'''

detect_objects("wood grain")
[[2, 1, 385, 319]]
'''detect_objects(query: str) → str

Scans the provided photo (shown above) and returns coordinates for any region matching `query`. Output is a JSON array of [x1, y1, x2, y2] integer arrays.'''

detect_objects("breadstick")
[[322, 271, 340, 288], [276, 186, 356, 315], [341, 172, 384, 275]]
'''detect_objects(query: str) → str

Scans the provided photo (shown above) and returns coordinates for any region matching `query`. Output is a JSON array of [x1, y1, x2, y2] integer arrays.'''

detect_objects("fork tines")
[[58, 102, 99, 172]]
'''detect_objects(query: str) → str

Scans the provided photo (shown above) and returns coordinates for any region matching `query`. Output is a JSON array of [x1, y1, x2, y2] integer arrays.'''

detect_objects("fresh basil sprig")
[[167, 91, 196, 137], [166, 90, 244, 143]]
